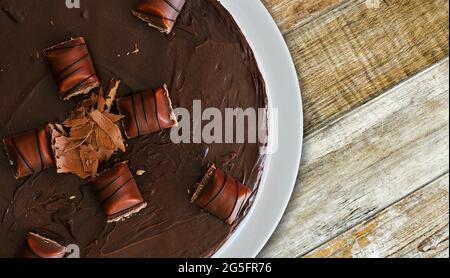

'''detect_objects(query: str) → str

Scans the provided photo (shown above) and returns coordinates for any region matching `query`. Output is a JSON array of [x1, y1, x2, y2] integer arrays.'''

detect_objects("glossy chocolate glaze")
[[0, 0, 266, 258]]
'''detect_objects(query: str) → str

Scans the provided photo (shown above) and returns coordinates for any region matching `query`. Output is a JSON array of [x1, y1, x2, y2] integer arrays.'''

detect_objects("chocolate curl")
[[133, 0, 186, 34], [22, 232, 66, 258], [89, 162, 147, 223], [44, 37, 100, 100], [117, 84, 178, 139], [105, 79, 121, 112], [191, 165, 253, 225], [3, 125, 55, 179]]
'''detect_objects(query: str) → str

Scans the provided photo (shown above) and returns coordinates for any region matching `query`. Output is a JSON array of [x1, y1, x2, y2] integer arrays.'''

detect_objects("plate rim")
[[214, 0, 304, 258]]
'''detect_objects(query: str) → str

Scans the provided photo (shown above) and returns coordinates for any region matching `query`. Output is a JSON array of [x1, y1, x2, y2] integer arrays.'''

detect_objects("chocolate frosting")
[[0, 0, 266, 258]]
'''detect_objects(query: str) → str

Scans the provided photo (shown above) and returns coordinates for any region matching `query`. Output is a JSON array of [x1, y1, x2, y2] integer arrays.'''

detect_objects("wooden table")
[[259, 0, 449, 258]]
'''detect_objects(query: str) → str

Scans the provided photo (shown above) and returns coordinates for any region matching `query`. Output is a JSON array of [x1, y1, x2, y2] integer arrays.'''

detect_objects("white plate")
[[214, 0, 304, 258]]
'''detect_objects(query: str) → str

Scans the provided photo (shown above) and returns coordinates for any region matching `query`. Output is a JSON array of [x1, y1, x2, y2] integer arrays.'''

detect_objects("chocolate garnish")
[[191, 165, 253, 225], [3, 126, 55, 179], [21, 232, 66, 258], [89, 162, 147, 223], [44, 37, 100, 100], [132, 0, 186, 34], [117, 84, 177, 139], [50, 88, 125, 180]]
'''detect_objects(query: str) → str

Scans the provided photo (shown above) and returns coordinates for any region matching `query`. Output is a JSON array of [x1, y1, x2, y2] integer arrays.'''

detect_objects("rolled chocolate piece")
[[117, 84, 178, 139], [3, 126, 55, 179], [22, 232, 66, 258], [89, 162, 147, 223], [133, 0, 186, 34], [191, 165, 253, 225], [44, 37, 100, 100]]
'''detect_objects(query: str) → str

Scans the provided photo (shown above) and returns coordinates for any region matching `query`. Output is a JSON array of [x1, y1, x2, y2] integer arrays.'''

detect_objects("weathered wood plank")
[[305, 174, 449, 258], [259, 59, 449, 258], [261, 0, 346, 34], [284, 0, 449, 134]]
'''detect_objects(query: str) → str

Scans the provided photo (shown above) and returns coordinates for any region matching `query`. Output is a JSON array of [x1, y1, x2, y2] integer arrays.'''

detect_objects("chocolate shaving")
[[105, 79, 121, 112], [89, 110, 126, 152], [50, 80, 125, 179], [63, 117, 90, 128], [50, 124, 90, 179], [96, 91, 107, 113]]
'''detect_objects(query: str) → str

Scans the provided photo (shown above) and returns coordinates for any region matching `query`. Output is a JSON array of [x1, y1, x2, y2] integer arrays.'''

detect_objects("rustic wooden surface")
[[259, 0, 449, 258], [305, 174, 449, 258]]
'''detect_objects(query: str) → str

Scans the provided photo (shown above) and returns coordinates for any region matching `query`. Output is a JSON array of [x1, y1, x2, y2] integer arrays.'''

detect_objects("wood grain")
[[261, 0, 346, 34], [282, 0, 449, 134], [305, 174, 449, 258], [259, 59, 449, 258]]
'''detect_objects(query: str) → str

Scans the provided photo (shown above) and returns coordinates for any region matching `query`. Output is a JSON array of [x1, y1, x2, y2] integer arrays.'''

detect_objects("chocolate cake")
[[0, 0, 267, 258]]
